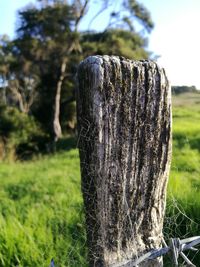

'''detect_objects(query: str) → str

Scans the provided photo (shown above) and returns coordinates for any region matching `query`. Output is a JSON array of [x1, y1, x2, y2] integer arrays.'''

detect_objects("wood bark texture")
[[76, 56, 172, 267]]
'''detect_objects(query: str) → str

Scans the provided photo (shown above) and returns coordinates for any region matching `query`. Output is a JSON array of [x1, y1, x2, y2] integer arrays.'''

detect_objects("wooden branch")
[[53, 59, 67, 141], [8, 83, 26, 113], [76, 56, 172, 267], [74, 0, 89, 32]]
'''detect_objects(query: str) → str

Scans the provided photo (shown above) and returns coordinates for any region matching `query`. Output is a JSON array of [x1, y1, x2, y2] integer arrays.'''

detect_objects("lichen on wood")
[[76, 56, 172, 267]]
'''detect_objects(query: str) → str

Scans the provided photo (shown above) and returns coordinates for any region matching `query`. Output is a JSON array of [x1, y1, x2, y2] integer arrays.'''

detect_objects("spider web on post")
[[76, 56, 172, 267]]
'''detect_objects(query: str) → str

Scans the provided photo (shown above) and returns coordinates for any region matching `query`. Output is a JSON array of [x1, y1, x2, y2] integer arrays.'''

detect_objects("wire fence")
[[49, 236, 200, 267], [111, 236, 200, 267]]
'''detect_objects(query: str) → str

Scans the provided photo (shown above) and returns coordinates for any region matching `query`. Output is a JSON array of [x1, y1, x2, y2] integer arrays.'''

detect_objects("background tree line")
[[0, 0, 154, 159], [172, 85, 198, 95]]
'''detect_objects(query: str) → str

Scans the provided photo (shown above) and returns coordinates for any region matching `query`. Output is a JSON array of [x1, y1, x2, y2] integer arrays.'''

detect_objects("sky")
[[0, 0, 200, 88]]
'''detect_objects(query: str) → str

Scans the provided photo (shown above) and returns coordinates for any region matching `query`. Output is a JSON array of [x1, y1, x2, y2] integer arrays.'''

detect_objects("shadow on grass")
[[16, 135, 78, 161], [190, 137, 200, 152], [173, 133, 200, 151], [55, 135, 77, 152]]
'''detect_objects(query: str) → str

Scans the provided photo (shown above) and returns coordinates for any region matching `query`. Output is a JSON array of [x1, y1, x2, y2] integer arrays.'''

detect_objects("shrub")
[[0, 105, 48, 160]]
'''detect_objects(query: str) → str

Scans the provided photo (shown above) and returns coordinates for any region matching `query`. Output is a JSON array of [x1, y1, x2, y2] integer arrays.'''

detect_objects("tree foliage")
[[82, 29, 150, 59], [0, 0, 154, 158]]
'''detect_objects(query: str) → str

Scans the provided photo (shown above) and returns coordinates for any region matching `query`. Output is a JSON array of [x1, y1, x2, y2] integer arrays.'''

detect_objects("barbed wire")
[[49, 236, 200, 267], [111, 236, 200, 267]]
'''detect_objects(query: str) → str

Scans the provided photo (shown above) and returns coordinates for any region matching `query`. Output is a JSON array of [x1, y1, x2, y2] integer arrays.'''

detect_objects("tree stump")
[[76, 56, 172, 267]]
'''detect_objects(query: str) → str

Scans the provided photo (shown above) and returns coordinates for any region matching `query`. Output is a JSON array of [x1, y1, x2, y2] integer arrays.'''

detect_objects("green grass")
[[0, 92, 200, 266], [164, 92, 200, 265], [169, 92, 200, 205], [0, 148, 87, 267]]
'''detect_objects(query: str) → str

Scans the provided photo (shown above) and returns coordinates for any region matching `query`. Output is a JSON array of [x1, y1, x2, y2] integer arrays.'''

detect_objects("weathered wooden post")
[[76, 56, 171, 267]]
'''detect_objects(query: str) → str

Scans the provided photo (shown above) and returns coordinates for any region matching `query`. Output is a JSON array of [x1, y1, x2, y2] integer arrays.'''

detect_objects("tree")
[[0, 36, 10, 106], [15, 0, 89, 141], [81, 29, 150, 59], [172, 85, 198, 95], [87, 0, 153, 33], [0, 35, 39, 114], [0, 0, 154, 144]]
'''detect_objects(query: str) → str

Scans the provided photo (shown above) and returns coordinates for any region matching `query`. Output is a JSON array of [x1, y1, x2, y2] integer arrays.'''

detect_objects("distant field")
[[169, 92, 200, 204], [165, 92, 200, 265], [0, 92, 200, 266]]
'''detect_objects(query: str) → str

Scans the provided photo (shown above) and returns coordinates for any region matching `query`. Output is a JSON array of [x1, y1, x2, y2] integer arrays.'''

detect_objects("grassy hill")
[[0, 92, 200, 266]]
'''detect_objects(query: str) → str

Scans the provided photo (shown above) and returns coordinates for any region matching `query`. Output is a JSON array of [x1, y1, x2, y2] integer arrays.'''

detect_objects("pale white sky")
[[143, 0, 200, 89], [0, 0, 200, 88]]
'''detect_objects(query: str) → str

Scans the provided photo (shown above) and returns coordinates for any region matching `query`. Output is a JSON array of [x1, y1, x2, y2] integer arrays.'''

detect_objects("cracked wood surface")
[[76, 56, 172, 267]]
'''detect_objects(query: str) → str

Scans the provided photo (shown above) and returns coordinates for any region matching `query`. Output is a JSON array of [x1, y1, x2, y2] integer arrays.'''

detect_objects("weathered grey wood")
[[76, 56, 172, 267]]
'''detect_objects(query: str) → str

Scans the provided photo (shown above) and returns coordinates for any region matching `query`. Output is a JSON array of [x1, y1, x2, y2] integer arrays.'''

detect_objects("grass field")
[[164, 92, 200, 265], [168, 92, 200, 214], [0, 92, 200, 266], [0, 147, 87, 267]]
